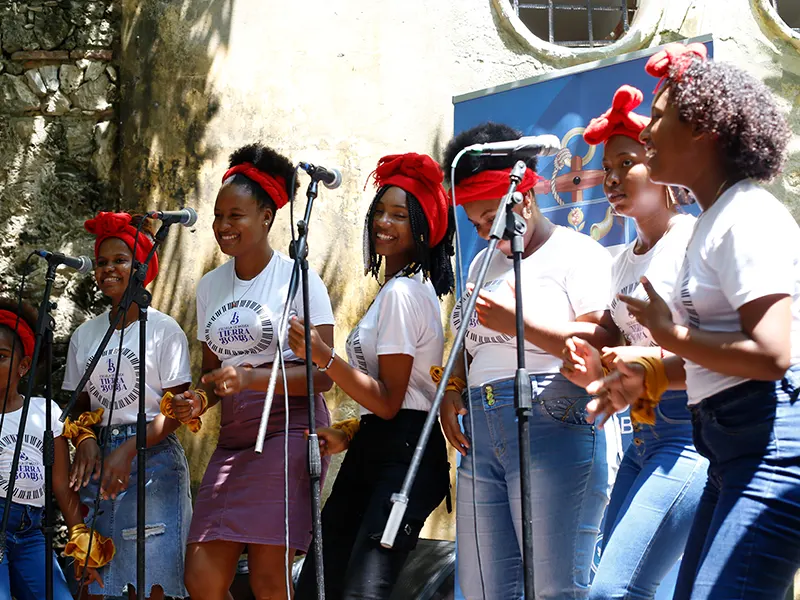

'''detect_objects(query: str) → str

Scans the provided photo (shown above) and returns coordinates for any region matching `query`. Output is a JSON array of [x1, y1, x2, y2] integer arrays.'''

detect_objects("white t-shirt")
[[345, 273, 444, 416], [63, 308, 192, 426], [452, 226, 612, 386], [610, 214, 695, 346], [674, 180, 800, 404], [196, 251, 335, 368], [0, 398, 63, 507]]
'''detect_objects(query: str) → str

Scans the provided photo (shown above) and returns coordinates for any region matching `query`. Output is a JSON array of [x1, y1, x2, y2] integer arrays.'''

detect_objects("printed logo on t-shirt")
[[677, 258, 700, 328], [87, 347, 140, 410], [205, 300, 274, 357], [452, 279, 512, 345], [0, 432, 45, 503], [346, 327, 369, 375], [611, 281, 656, 346]]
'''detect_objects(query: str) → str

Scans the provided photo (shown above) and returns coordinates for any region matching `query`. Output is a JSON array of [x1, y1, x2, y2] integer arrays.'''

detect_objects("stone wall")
[[0, 0, 119, 356]]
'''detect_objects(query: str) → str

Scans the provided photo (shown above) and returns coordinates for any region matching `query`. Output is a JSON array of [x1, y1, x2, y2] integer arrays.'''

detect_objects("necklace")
[[231, 250, 273, 306]]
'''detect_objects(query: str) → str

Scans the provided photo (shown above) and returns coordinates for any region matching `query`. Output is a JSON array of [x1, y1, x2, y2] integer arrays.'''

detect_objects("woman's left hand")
[[288, 317, 331, 367], [473, 280, 518, 337], [201, 365, 253, 397], [98, 444, 134, 500], [619, 277, 675, 342]]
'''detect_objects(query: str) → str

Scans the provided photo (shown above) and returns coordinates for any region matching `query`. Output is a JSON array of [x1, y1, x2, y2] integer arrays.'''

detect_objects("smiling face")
[[640, 87, 699, 188], [602, 134, 668, 220], [95, 237, 133, 303], [213, 182, 273, 257], [370, 186, 415, 261]]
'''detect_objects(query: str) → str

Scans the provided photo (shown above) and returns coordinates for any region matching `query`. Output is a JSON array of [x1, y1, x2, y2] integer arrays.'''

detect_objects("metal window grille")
[[769, 0, 800, 32], [511, 0, 638, 48]]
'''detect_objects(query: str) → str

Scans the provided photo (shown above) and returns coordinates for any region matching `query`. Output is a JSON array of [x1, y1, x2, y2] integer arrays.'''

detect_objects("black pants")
[[295, 410, 450, 600]]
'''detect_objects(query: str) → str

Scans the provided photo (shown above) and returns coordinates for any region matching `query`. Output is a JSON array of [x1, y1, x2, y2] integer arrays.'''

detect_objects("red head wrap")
[[84, 212, 159, 287], [645, 42, 708, 90], [367, 153, 450, 247], [0, 310, 35, 358], [584, 85, 650, 146], [223, 163, 290, 210], [451, 167, 543, 206]]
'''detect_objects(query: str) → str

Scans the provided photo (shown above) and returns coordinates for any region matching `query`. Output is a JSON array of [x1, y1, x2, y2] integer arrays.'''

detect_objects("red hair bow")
[[84, 212, 159, 286], [367, 153, 449, 247], [583, 85, 650, 146], [223, 163, 289, 210], [0, 310, 35, 358], [645, 42, 707, 87]]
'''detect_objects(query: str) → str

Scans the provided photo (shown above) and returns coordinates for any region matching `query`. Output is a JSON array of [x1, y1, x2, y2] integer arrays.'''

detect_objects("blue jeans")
[[674, 367, 800, 600], [589, 391, 709, 600], [457, 373, 610, 600], [0, 502, 72, 600]]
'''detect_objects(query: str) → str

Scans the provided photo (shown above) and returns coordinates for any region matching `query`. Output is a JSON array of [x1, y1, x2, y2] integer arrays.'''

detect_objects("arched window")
[[509, 0, 640, 48], [769, 0, 800, 32]]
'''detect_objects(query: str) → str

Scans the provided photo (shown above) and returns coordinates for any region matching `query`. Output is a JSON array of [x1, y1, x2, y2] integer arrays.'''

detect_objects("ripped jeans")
[[457, 373, 611, 600], [81, 426, 192, 598]]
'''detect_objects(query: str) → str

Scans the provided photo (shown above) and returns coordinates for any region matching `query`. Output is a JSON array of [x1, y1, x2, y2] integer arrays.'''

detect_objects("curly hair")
[[442, 122, 539, 186], [364, 187, 455, 298], [226, 144, 299, 212], [663, 58, 789, 181], [0, 297, 39, 364]]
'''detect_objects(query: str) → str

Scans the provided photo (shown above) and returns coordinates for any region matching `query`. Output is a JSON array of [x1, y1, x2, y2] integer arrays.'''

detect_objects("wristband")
[[318, 347, 336, 372], [64, 523, 116, 569]]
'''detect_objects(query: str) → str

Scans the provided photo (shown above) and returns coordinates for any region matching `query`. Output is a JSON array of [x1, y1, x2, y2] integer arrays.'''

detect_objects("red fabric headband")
[[223, 163, 290, 210], [584, 85, 650, 146], [84, 212, 159, 286], [452, 167, 542, 206], [646, 42, 708, 90], [0, 310, 35, 358], [367, 153, 449, 247]]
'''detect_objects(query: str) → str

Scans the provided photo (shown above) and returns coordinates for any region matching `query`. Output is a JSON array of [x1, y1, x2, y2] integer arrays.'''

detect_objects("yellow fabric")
[[429, 366, 467, 394], [627, 356, 669, 426], [160, 389, 207, 433], [330, 418, 361, 442], [63, 523, 115, 568], [62, 408, 104, 446]]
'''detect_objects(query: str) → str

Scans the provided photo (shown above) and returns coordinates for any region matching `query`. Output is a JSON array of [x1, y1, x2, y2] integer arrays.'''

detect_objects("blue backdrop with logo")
[[450, 36, 712, 600]]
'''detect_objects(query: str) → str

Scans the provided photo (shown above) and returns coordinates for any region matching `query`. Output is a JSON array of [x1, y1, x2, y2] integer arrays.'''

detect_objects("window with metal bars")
[[769, 0, 800, 32], [510, 0, 639, 48]]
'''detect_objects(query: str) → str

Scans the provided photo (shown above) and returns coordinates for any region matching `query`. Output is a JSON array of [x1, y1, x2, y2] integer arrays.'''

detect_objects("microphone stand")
[[254, 174, 326, 600], [381, 160, 536, 599], [59, 221, 175, 600], [0, 259, 58, 600]]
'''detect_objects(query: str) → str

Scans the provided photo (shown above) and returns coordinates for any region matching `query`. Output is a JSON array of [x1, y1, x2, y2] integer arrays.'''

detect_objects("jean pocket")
[[709, 387, 777, 435], [537, 396, 593, 429]]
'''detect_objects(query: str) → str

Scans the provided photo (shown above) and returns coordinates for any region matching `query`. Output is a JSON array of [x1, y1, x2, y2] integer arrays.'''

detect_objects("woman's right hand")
[[586, 360, 647, 428], [440, 390, 470, 456], [171, 389, 204, 423], [560, 336, 604, 390], [70, 438, 100, 491], [308, 427, 350, 457]]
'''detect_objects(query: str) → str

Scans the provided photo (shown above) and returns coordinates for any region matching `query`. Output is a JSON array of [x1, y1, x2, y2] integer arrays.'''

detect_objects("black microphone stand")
[[0, 259, 58, 600], [59, 221, 175, 600], [381, 160, 535, 598], [254, 172, 326, 600]]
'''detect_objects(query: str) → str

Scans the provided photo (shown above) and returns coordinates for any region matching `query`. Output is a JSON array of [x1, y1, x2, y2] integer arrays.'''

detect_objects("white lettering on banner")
[[205, 300, 274, 357]]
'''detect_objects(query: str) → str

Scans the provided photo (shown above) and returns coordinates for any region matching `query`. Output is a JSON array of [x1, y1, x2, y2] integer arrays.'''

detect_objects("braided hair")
[[364, 186, 455, 298], [226, 143, 299, 213]]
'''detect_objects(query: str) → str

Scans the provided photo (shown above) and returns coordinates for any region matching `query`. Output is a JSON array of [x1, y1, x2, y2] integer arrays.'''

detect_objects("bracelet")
[[317, 346, 336, 372], [429, 366, 467, 394]]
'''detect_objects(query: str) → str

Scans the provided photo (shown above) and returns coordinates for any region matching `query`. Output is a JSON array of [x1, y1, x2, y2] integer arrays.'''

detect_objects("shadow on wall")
[[118, 0, 233, 490]]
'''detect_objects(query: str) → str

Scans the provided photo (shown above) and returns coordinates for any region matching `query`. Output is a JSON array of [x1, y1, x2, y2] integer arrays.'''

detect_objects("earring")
[[522, 206, 533, 220]]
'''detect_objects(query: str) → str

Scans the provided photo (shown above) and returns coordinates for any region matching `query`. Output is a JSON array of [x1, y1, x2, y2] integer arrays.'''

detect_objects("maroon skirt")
[[188, 389, 330, 550]]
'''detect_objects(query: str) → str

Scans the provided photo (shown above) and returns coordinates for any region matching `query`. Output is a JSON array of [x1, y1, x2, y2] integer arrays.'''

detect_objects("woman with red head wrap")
[[0, 298, 106, 597], [556, 85, 708, 600], [62, 213, 193, 599], [437, 122, 618, 599], [289, 152, 453, 599], [171, 144, 336, 600], [587, 44, 800, 599]]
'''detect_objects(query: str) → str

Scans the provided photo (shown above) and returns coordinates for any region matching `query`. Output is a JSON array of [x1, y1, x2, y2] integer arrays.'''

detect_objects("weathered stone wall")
[[0, 0, 119, 360]]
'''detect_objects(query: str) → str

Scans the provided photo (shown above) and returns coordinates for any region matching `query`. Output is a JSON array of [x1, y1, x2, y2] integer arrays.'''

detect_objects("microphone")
[[147, 207, 198, 227], [298, 162, 342, 190], [34, 250, 92, 274], [466, 134, 561, 158]]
